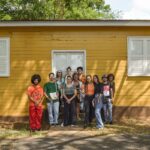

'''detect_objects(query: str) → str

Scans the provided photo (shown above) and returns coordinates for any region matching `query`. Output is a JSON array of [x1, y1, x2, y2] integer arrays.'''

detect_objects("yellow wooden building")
[[0, 20, 150, 122]]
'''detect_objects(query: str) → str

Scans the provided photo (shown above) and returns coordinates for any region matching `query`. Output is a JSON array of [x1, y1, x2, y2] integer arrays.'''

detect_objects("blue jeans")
[[47, 100, 59, 125], [80, 94, 84, 111], [95, 98, 104, 128], [103, 99, 112, 123]]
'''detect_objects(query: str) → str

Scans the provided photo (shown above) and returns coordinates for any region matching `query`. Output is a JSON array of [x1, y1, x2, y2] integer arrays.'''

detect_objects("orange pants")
[[29, 105, 43, 130]]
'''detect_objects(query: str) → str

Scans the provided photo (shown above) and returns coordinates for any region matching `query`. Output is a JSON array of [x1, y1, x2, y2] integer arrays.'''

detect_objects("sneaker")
[[83, 124, 87, 129], [30, 129, 36, 132], [49, 124, 55, 129], [98, 127, 104, 130], [61, 123, 64, 127], [77, 117, 81, 121], [104, 121, 109, 124], [89, 123, 92, 127], [36, 128, 41, 131], [51, 124, 55, 127], [54, 123, 59, 126], [109, 121, 113, 125]]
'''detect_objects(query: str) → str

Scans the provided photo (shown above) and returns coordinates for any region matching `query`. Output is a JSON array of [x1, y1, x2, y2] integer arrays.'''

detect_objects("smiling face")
[[57, 71, 62, 78], [73, 73, 79, 80], [67, 76, 72, 84], [109, 76, 114, 82], [49, 73, 54, 81], [66, 67, 72, 75], [77, 68, 83, 75], [102, 77, 108, 82], [31, 74, 41, 85], [93, 76, 98, 83], [33, 78, 39, 85], [86, 75, 92, 83]]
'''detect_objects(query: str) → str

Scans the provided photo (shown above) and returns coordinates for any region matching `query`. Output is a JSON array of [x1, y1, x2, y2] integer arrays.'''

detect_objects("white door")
[[52, 51, 86, 76]]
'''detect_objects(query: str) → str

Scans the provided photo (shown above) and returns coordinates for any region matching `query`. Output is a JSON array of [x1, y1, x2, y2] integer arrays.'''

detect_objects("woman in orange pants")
[[27, 74, 44, 132]]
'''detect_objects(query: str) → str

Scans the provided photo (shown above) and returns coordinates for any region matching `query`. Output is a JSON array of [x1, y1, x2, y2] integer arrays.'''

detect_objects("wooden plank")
[[1, 26, 150, 116]]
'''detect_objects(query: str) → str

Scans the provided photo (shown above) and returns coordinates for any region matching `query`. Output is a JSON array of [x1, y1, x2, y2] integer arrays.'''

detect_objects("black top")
[[94, 82, 102, 95], [109, 81, 115, 96], [102, 82, 112, 99]]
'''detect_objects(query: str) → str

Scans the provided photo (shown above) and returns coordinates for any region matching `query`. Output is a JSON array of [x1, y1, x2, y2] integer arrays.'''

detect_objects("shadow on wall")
[[0, 57, 150, 121], [90, 58, 150, 121], [0, 60, 50, 117]]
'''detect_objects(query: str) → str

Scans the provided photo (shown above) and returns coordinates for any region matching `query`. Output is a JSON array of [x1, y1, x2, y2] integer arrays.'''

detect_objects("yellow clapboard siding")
[[0, 26, 150, 116]]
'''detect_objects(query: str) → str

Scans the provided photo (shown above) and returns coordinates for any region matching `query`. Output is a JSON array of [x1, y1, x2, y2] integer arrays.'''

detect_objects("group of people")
[[27, 66, 115, 132]]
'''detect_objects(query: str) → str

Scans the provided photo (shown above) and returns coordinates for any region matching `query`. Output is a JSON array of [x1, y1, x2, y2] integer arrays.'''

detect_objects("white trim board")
[[127, 36, 150, 76], [51, 50, 86, 75], [0, 37, 10, 77]]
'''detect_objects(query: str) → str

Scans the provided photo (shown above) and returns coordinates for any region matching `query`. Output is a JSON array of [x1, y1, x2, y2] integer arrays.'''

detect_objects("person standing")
[[56, 70, 65, 125], [82, 75, 95, 128], [77, 66, 86, 111], [108, 73, 115, 98], [93, 75, 102, 97], [92, 75, 104, 129], [56, 70, 65, 108], [101, 74, 113, 124], [72, 72, 82, 120], [44, 73, 59, 127], [27, 74, 44, 132], [63, 76, 77, 126], [77, 67, 86, 84], [65, 66, 73, 84]]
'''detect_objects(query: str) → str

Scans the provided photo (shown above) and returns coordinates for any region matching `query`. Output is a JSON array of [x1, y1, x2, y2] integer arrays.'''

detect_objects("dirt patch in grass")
[[0, 119, 150, 140]]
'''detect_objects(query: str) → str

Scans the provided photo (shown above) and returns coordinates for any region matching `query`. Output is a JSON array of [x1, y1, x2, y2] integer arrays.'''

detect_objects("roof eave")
[[0, 20, 150, 27]]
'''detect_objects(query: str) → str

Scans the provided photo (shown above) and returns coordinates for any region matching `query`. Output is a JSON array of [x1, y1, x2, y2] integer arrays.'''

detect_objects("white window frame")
[[0, 37, 10, 77], [127, 36, 150, 76], [51, 50, 86, 74]]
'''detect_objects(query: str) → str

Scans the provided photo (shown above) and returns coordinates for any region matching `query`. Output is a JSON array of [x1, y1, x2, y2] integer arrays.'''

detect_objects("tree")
[[0, 0, 121, 20]]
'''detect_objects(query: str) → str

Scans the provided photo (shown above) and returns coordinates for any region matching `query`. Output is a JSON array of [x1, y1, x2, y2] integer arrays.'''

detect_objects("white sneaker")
[[97, 127, 104, 130], [61, 123, 64, 127]]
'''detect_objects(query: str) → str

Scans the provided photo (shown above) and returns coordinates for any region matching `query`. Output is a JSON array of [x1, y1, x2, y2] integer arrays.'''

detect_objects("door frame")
[[51, 50, 86, 74]]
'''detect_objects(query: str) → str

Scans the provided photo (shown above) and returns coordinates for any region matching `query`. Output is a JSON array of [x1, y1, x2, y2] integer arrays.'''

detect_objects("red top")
[[27, 85, 44, 107]]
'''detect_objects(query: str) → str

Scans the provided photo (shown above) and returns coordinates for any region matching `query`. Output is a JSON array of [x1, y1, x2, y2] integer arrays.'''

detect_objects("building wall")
[[0, 26, 150, 121]]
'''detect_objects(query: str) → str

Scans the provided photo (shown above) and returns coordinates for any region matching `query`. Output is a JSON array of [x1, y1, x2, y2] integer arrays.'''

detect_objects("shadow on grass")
[[1, 121, 150, 150], [1, 130, 149, 150]]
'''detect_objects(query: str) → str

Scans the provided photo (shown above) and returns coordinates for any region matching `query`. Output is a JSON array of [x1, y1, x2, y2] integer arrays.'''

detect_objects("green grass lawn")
[[0, 119, 150, 140]]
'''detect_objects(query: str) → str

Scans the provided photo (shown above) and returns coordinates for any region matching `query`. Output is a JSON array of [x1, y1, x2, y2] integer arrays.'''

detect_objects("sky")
[[105, 0, 150, 19]]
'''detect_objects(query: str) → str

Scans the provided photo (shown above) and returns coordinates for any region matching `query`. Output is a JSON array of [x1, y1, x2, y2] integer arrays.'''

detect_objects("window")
[[52, 50, 86, 75], [128, 37, 150, 76], [0, 37, 10, 77]]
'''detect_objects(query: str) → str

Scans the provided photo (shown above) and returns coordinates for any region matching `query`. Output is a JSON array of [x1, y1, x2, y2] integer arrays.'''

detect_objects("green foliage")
[[0, 0, 121, 20]]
